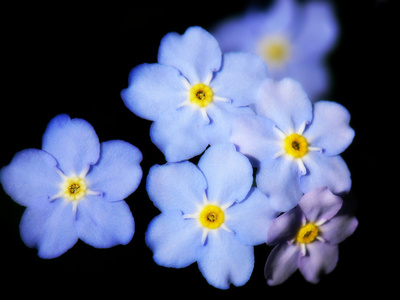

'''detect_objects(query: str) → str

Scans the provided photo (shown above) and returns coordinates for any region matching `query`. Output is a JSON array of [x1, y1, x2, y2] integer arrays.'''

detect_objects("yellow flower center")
[[189, 83, 213, 107], [259, 36, 290, 66], [284, 133, 308, 158], [62, 176, 87, 201], [296, 223, 319, 244], [199, 204, 225, 229]]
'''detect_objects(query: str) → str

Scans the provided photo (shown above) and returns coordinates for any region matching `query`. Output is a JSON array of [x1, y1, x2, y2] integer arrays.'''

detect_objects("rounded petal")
[[210, 52, 268, 106], [158, 26, 221, 84], [257, 156, 303, 212], [229, 114, 281, 167], [320, 215, 358, 244], [42, 114, 100, 176], [121, 63, 187, 121], [198, 143, 253, 205], [75, 195, 134, 248], [19, 199, 78, 259], [86, 140, 142, 202], [304, 101, 355, 156], [264, 242, 301, 286], [266, 206, 303, 245], [299, 186, 343, 223], [150, 106, 209, 162], [301, 152, 351, 195], [255, 78, 312, 133], [226, 188, 278, 246], [0, 149, 62, 208], [197, 230, 254, 289], [145, 210, 202, 268], [146, 161, 207, 214], [298, 242, 338, 284]]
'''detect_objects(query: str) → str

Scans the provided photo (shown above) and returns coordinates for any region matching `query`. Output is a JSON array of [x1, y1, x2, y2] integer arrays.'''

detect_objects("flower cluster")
[[0, 0, 358, 290]]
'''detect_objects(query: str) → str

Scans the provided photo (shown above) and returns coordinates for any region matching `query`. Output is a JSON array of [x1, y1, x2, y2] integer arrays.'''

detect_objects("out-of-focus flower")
[[145, 143, 278, 289], [0, 114, 142, 258], [264, 186, 358, 285], [212, 0, 339, 101], [230, 78, 354, 212], [121, 26, 268, 162]]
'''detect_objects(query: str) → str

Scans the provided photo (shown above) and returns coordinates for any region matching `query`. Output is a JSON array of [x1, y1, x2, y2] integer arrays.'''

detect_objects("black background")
[[0, 0, 388, 296]]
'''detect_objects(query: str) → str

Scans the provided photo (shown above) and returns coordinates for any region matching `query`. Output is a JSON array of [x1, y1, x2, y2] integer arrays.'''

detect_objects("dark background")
[[0, 0, 388, 296]]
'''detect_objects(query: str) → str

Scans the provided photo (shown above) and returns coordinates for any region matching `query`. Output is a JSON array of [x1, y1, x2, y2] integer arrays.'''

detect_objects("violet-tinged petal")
[[320, 214, 358, 244], [19, 198, 78, 259], [158, 26, 221, 84], [42, 114, 100, 176], [0, 149, 61, 208], [298, 242, 338, 284], [299, 186, 343, 223], [265, 242, 301, 286], [266, 206, 303, 245]]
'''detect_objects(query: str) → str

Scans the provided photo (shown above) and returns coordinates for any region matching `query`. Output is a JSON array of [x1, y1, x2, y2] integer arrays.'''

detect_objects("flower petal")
[[197, 230, 254, 289], [264, 242, 301, 286], [299, 186, 343, 223], [298, 242, 338, 284], [319, 214, 358, 244], [150, 106, 209, 162], [75, 195, 134, 248], [146, 161, 206, 214], [210, 52, 268, 106], [255, 78, 312, 134], [304, 101, 355, 156], [301, 152, 352, 195], [229, 114, 280, 167], [42, 114, 100, 176], [145, 210, 202, 268], [19, 199, 78, 259], [86, 140, 142, 202], [266, 206, 303, 245], [226, 188, 278, 246], [1, 149, 62, 208], [198, 143, 253, 205], [158, 26, 221, 84], [121, 63, 187, 121], [257, 156, 303, 212]]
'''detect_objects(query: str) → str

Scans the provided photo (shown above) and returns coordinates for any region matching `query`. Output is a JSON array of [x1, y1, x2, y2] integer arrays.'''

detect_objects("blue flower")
[[121, 26, 268, 162], [145, 143, 278, 289], [230, 78, 354, 212], [264, 187, 358, 285], [0, 114, 143, 258], [212, 0, 339, 101]]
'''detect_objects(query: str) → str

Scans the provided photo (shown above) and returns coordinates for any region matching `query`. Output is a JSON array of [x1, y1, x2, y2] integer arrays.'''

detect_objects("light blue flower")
[[145, 143, 278, 289], [230, 78, 354, 212], [121, 26, 268, 162], [0, 114, 143, 258], [212, 0, 339, 101]]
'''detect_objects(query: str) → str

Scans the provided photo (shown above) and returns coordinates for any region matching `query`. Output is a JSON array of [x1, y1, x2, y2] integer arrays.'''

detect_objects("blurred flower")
[[121, 26, 268, 162], [145, 143, 278, 289], [0, 114, 142, 258], [230, 78, 354, 211], [264, 186, 358, 285], [212, 0, 339, 101]]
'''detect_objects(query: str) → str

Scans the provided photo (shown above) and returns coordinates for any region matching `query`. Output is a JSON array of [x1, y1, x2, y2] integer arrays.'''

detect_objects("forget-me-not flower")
[[230, 78, 354, 212], [121, 26, 268, 162], [212, 0, 339, 101], [145, 143, 278, 289], [264, 186, 358, 285], [0, 114, 143, 258]]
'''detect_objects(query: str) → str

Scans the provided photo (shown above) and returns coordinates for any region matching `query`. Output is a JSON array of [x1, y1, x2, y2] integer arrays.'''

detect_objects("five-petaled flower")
[[264, 186, 358, 285], [145, 143, 278, 289], [0, 114, 143, 258], [121, 26, 268, 162], [230, 78, 354, 212], [212, 0, 339, 101]]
